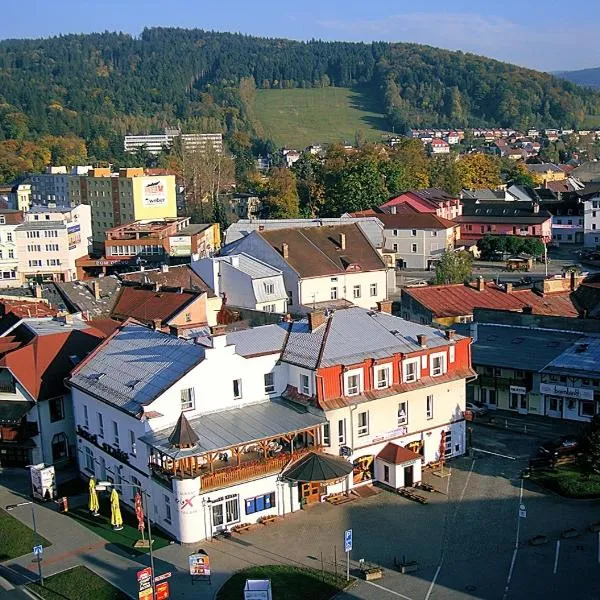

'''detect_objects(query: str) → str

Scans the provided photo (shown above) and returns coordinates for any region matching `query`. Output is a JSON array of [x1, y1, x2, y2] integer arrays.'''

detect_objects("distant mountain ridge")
[[556, 67, 600, 89]]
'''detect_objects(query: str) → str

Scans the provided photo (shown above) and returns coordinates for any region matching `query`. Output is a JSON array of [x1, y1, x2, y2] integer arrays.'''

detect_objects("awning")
[[0, 400, 32, 425], [283, 451, 353, 482]]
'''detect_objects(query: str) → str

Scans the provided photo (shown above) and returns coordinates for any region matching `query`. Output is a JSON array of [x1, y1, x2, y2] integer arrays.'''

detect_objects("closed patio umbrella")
[[110, 488, 123, 531], [88, 477, 99, 516]]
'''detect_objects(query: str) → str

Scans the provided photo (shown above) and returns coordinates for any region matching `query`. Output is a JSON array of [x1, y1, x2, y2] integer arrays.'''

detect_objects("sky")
[[2, 0, 599, 72]]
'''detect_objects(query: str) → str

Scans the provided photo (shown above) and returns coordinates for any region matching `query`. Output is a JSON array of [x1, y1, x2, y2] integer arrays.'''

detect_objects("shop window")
[[245, 492, 275, 515]]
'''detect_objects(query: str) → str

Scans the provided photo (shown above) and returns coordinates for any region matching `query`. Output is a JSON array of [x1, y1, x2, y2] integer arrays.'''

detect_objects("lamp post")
[[96, 482, 155, 599], [5, 501, 43, 586]]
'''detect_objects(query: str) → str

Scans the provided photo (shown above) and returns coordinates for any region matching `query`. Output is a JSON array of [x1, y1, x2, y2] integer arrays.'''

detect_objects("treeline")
[[0, 28, 598, 169]]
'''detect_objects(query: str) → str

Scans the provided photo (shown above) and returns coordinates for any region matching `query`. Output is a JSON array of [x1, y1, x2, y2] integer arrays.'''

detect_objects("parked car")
[[538, 437, 579, 458], [466, 401, 488, 417]]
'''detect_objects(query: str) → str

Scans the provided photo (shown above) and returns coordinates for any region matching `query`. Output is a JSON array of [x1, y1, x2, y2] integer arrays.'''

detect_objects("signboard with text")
[[155, 581, 169, 600], [169, 235, 192, 257], [143, 179, 168, 207], [539, 383, 594, 401], [189, 552, 210, 577], [137, 567, 152, 600]]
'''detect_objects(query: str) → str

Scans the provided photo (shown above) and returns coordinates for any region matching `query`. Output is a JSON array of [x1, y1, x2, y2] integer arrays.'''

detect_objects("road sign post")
[[32, 544, 43, 586], [344, 529, 352, 581]]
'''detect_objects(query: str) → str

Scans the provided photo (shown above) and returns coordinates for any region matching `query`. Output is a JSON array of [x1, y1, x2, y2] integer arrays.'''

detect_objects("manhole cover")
[[465, 585, 477, 592]]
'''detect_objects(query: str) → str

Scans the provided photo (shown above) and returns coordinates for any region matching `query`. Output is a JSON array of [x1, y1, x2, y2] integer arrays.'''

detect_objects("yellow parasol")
[[110, 488, 123, 531], [88, 477, 99, 516]]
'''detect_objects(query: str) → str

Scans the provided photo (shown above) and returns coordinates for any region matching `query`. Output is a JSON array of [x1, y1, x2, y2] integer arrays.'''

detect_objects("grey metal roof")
[[24, 315, 94, 335], [217, 253, 281, 279], [470, 324, 583, 372], [178, 223, 211, 235], [225, 323, 288, 357], [140, 397, 325, 458], [0, 284, 68, 312], [15, 222, 67, 231], [282, 307, 462, 369], [56, 277, 121, 317], [70, 323, 205, 414], [542, 336, 600, 377]]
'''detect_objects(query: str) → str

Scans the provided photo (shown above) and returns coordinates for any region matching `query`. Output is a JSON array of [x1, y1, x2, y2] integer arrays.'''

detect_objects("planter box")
[[362, 569, 383, 581], [399, 562, 418, 574]]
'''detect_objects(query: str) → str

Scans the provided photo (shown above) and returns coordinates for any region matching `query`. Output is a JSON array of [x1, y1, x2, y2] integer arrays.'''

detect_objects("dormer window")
[[263, 281, 275, 295]]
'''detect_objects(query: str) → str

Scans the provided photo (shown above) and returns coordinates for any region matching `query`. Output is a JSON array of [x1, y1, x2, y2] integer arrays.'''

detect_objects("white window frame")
[[330, 286, 338, 300], [411, 229, 417, 237], [344, 369, 363, 396], [398, 401, 408, 426], [411, 243, 418, 253], [263, 281, 275, 295], [264, 372, 275, 394], [338, 419, 346, 444], [449, 345, 455, 363], [375, 365, 391, 389], [426, 394, 434, 419], [430, 352, 447, 377], [180, 387, 195, 411], [83, 404, 89, 429], [370, 283, 377, 297], [353, 285, 361, 299], [403, 358, 420, 383], [299, 373, 310, 395], [357, 411, 369, 437], [323, 422, 331, 446], [233, 378, 243, 400], [112, 420, 119, 447], [129, 430, 136, 456]]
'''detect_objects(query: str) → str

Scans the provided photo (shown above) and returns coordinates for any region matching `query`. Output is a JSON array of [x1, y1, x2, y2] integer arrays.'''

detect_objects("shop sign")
[[189, 552, 210, 576], [371, 426, 408, 444], [540, 383, 594, 401], [137, 567, 152, 600], [155, 581, 169, 600], [509, 385, 527, 395]]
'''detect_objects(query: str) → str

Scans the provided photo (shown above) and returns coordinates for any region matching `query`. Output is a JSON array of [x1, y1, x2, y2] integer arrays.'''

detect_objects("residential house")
[[192, 254, 288, 314], [429, 139, 450, 154], [0, 313, 105, 468], [401, 276, 580, 326], [455, 202, 552, 242], [221, 224, 389, 313], [539, 196, 585, 245], [282, 149, 301, 168], [447, 132, 460, 145], [9, 183, 31, 213], [576, 184, 600, 247], [525, 163, 567, 186], [381, 189, 462, 220], [227, 194, 262, 220], [0, 209, 24, 287]]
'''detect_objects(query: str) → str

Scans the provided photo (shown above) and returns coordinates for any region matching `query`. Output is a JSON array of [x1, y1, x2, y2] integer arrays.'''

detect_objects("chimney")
[[178, 286, 184, 294], [308, 310, 327, 331], [390, 205, 397, 215], [161, 264, 169, 273], [376, 300, 393, 314], [476, 276, 485, 291], [92, 280, 101, 301], [417, 334, 427, 347], [445, 329, 455, 341], [533, 203, 540, 214], [505, 282, 513, 294], [153, 318, 162, 330], [522, 305, 533, 314], [34, 284, 43, 299], [339, 233, 346, 250], [282, 243, 289, 259]]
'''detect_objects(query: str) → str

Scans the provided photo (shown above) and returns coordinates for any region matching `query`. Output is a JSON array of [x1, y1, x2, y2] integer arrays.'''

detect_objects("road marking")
[[502, 478, 524, 600], [363, 580, 415, 599], [553, 540, 560, 575], [426, 459, 474, 600], [472, 448, 516, 460]]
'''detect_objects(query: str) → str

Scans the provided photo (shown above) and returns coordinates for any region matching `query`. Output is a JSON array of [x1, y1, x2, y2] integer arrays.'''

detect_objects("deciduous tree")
[[264, 167, 300, 218], [434, 250, 473, 285]]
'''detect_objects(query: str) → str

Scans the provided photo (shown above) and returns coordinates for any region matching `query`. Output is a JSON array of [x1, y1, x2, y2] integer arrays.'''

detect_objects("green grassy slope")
[[252, 87, 394, 148]]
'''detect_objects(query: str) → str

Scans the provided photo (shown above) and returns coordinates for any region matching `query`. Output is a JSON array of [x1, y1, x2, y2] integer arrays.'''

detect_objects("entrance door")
[[546, 396, 563, 418], [403, 465, 414, 487], [518, 395, 528, 415], [300, 482, 324, 505]]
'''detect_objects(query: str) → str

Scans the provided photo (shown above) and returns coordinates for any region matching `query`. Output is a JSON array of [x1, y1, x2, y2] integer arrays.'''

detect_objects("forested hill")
[[0, 28, 598, 159], [556, 67, 600, 90]]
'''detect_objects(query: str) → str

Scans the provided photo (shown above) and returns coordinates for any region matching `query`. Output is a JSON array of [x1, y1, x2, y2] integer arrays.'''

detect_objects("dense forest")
[[0, 28, 599, 167], [557, 67, 600, 90]]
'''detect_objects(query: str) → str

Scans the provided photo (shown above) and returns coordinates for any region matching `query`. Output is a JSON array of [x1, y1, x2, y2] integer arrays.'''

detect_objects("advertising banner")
[[189, 552, 210, 576], [155, 582, 169, 600], [68, 224, 81, 250], [169, 236, 192, 257], [143, 179, 168, 207], [30, 464, 56, 501], [137, 567, 152, 600]]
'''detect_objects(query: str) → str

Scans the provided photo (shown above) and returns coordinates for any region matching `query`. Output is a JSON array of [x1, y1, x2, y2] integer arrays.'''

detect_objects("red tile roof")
[[1, 300, 57, 319], [404, 282, 579, 318], [85, 317, 122, 337], [377, 443, 422, 465]]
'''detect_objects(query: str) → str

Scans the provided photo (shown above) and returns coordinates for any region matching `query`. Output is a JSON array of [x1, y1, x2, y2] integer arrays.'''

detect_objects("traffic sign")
[[344, 529, 352, 553], [33, 545, 43, 556], [519, 503, 527, 518], [155, 572, 172, 583]]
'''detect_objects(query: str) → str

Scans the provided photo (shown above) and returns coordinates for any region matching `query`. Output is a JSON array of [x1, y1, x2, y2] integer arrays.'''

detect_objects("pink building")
[[381, 189, 462, 220]]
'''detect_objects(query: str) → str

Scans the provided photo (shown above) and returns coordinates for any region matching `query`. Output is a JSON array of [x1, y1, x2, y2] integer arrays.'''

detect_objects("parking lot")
[[185, 422, 600, 600]]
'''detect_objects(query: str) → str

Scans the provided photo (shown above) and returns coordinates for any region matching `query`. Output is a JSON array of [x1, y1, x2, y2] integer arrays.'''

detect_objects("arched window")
[[52, 433, 69, 462]]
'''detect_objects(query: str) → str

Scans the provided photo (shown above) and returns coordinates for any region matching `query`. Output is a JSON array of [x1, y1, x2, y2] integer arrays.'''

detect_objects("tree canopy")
[[434, 250, 473, 285]]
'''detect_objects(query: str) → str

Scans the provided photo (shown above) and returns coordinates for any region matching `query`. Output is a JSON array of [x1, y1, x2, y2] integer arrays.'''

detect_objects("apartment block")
[[124, 129, 223, 155]]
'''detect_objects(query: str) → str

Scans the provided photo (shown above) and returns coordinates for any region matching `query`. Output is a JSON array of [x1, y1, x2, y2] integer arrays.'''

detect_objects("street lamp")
[[5, 501, 43, 586], [96, 481, 156, 600]]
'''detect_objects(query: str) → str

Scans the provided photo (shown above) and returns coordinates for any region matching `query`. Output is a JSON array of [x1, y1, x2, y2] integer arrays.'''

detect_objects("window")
[[7, 233, 12, 242], [370, 283, 377, 297], [233, 379, 242, 400], [411, 244, 418, 253], [245, 492, 276, 515], [51, 433, 69, 462], [403, 359, 420, 383], [398, 401, 408, 425], [300, 373, 310, 395], [263, 304, 276, 312], [323, 422, 331, 446], [430, 353, 446, 377], [84, 447, 94, 473], [28, 260, 42, 267], [383, 465, 390, 483], [338, 419, 346, 444], [180, 388, 195, 411], [8, 249, 13, 259], [330, 287, 338, 300], [449, 345, 455, 363], [49, 397, 64, 422], [184, 312, 192, 322], [393, 229, 398, 236], [264, 372, 275, 394], [164, 495, 172, 524], [83, 404, 89, 429], [212, 494, 239, 529], [580, 401, 595, 418], [112, 421, 119, 447], [411, 229, 417, 237], [26, 231, 40, 239], [129, 430, 136, 456], [97, 412, 104, 437], [263, 281, 275, 295], [357, 411, 369, 437], [353, 285, 361, 299], [393, 243, 399, 252], [375, 365, 390, 389], [0, 216, 5, 225], [346, 373, 361, 396], [426, 395, 434, 419]]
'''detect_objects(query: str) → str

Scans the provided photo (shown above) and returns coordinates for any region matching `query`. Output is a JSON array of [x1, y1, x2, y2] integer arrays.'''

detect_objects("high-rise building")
[[123, 129, 223, 155]]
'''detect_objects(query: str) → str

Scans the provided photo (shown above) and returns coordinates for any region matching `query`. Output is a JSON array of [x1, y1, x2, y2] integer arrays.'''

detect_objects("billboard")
[[30, 464, 56, 501], [169, 236, 192, 257], [143, 178, 168, 207], [68, 224, 81, 250]]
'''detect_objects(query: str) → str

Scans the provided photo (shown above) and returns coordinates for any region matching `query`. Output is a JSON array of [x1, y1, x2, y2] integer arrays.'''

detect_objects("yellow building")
[[76, 168, 177, 250]]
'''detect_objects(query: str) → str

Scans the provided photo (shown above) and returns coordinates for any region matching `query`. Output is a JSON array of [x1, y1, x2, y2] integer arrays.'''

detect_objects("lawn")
[[530, 465, 600, 498], [67, 497, 171, 554], [216, 565, 348, 600], [253, 87, 394, 148], [28, 565, 127, 600], [0, 507, 51, 561]]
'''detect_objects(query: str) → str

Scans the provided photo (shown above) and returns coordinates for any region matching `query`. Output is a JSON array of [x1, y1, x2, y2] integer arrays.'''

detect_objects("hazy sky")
[[2, 0, 597, 72]]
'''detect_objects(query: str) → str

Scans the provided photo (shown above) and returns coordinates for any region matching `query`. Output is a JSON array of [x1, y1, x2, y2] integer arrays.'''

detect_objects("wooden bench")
[[258, 515, 280, 525], [398, 489, 428, 504], [231, 523, 255, 534]]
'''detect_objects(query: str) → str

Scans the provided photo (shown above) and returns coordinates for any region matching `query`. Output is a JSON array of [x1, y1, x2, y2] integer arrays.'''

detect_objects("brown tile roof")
[[111, 285, 202, 326], [0, 300, 57, 319], [376, 213, 456, 230], [85, 317, 122, 337], [377, 443, 422, 465], [260, 224, 386, 278], [121, 265, 214, 296], [404, 282, 579, 318]]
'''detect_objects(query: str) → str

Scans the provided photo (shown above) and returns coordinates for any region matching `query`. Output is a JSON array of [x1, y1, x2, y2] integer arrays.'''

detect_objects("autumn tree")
[[292, 152, 325, 217], [388, 139, 430, 189], [264, 167, 300, 218], [434, 250, 473, 285], [429, 155, 463, 195], [501, 160, 536, 187], [457, 153, 502, 189]]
